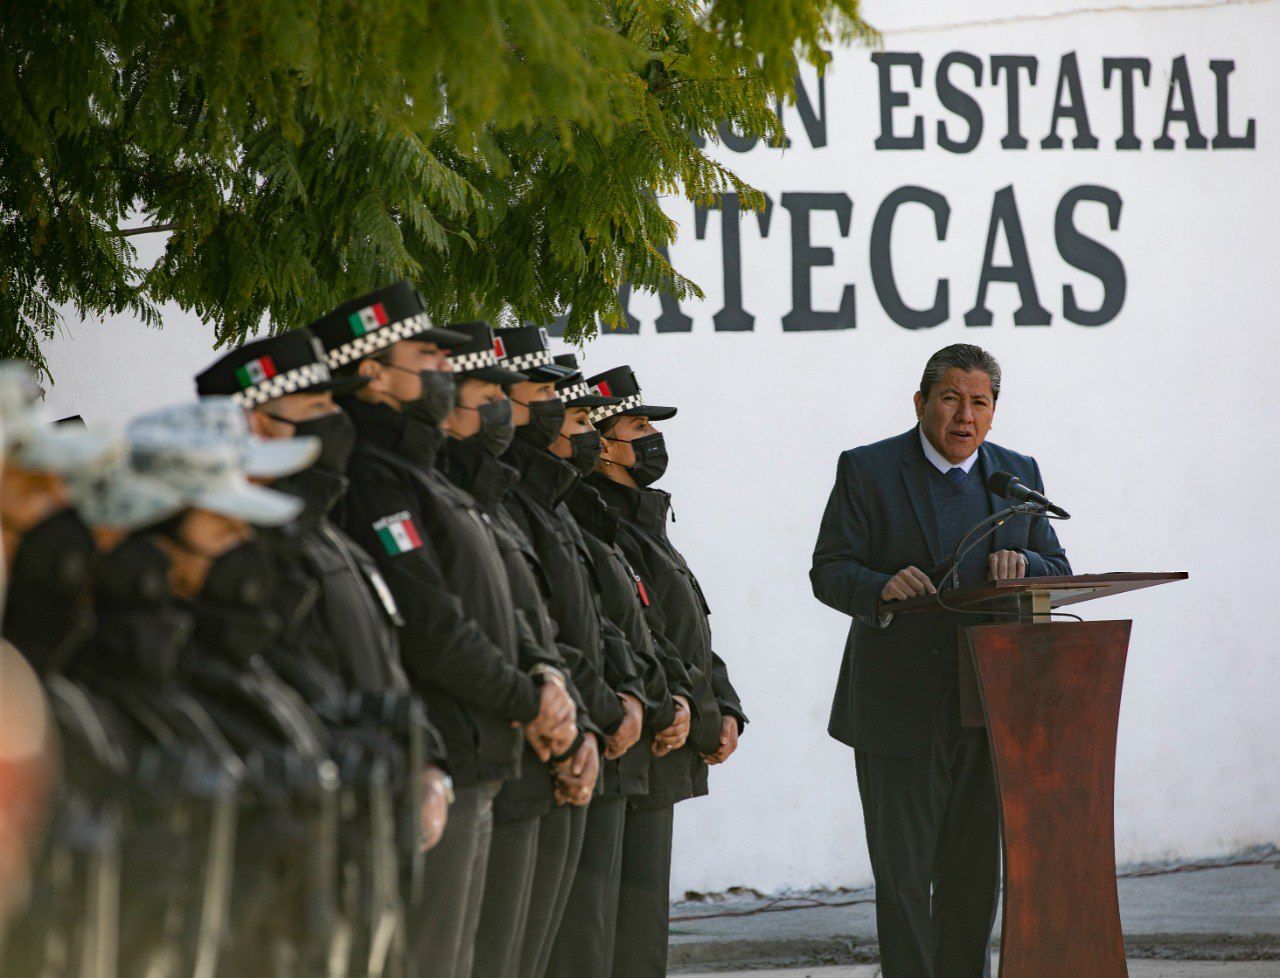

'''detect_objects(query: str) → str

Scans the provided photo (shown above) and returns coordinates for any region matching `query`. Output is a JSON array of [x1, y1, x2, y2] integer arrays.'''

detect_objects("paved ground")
[[667, 849, 1280, 973], [680, 964, 1280, 977]]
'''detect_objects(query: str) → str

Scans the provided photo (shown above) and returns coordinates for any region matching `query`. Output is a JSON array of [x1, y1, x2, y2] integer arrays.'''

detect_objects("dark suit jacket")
[[810, 426, 1071, 757]]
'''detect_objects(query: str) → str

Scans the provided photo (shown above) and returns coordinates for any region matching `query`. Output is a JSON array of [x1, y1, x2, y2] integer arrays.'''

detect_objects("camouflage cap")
[[128, 397, 319, 480], [0, 362, 114, 476], [68, 439, 185, 531]]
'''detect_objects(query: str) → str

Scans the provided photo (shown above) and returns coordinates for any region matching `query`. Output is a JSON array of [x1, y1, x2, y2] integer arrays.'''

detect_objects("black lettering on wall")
[[1155, 55, 1209, 149], [1056, 185, 1126, 327], [872, 52, 925, 150], [1041, 52, 1099, 150], [936, 52, 984, 154], [1209, 60, 1256, 149], [694, 193, 775, 331], [964, 185, 1052, 327], [780, 192, 857, 331], [777, 67, 829, 149], [990, 55, 1040, 150], [1103, 58, 1152, 150], [870, 186, 951, 330]]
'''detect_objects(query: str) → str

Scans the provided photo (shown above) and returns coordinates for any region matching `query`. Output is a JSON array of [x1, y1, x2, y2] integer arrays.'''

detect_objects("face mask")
[[564, 429, 602, 477], [460, 399, 515, 457], [513, 397, 566, 451], [387, 365, 456, 427], [97, 534, 172, 609], [3, 507, 97, 671], [605, 430, 669, 487], [267, 410, 356, 474]]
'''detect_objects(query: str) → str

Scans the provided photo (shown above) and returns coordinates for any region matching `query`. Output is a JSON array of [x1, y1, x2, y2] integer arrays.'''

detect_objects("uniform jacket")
[[587, 474, 747, 810], [809, 426, 1071, 758], [339, 399, 540, 788]]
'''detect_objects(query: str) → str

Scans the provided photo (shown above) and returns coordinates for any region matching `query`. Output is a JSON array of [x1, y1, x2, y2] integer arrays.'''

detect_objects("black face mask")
[[3, 507, 97, 672], [605, 430, 669, 487], [513, 397, 566, 452], [563, 429, 602, 477], [460, 399, 515, 457], [97, 534, 172, 609], [267, 409, 356, 474], [387, 366, 456, 428]]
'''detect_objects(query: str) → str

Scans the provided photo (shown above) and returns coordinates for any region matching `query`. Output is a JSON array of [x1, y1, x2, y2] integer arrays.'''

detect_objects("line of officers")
[[0, 281, 746, 978]]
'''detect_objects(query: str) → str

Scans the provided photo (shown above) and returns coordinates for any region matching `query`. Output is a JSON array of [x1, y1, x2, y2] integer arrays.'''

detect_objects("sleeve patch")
[[372, 511, 424, 555]]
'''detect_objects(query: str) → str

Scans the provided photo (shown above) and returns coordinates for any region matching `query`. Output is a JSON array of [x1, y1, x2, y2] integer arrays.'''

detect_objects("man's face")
[[359, 339, 451, 409], [599, 414, 656, 468], [0, 464, 69, 572], [443, 379, 505, 440], [507, 381, 558, 427], [550, 406, 593, 460], [251, 391, 337, 439], [913, 368, 996, 464], [158, 508, 252, 600]]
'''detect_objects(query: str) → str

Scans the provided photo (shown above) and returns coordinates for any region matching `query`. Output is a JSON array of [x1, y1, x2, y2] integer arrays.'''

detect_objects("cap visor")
[[622, 403, 677, 421], [309, 375, 369, 398], [242, 435, 320, 479], [565, 394, 623, 409], [78, 476, 184, 531], [195, 481, 303, 527], [463, 365, 528, 385], [422, 326, 471, 349], [523, 363, 578, 382], [16, 429, 115, 475]]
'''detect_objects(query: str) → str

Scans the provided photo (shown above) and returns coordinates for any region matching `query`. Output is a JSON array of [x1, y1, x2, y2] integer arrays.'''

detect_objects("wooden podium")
[[890, 572, 1188, 978]]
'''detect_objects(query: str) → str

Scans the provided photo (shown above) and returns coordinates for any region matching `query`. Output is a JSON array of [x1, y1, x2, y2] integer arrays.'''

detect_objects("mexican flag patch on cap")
[[235, 355, 278, 389], [373, 511, 423, 555], [348, 302, 389, 337], [593, 380, 613, 397]]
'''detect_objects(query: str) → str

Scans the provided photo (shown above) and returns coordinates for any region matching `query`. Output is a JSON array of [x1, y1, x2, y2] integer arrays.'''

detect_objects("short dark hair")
[[919, 344, 1001, 401], [332, 344, 396, 379]]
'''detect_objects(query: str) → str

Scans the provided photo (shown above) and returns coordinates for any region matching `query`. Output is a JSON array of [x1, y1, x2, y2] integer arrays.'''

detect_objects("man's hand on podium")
[[881, 566, 937, 602], [988, 550, 1028, 581]]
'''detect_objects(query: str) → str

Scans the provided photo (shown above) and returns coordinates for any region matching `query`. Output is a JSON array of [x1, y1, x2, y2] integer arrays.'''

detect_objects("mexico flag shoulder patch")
[[372, 511, 424, 556]]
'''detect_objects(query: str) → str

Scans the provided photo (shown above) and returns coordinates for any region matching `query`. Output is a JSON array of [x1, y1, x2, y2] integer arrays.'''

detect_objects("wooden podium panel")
[[966, 620, 1132, 978]]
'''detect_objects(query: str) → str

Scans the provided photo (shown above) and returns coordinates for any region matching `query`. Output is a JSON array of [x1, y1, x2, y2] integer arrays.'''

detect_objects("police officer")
[[309, 284, 577, 978], [496, 334, 659, 978], [69, 438, 244, 978], [0, 363, 132, 978], [539, 353, 696, 978], [584, 365, 748, 978], [195, 329, 455, 978], [128, 401, 343, 978], [434, 322, 597, 978]]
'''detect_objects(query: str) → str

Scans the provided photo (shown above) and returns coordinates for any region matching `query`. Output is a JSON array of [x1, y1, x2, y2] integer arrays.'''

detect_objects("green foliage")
[[0, 0, 875, 373]]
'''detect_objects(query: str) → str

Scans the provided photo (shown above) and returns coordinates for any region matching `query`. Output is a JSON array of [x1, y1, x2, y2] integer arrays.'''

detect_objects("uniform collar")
[[588, 473, 669, 534], [504, 436, 580, 509], [918, 424, 978, 475], [564, 480, 620, 545], [344, 397, 445, 470], [440, 437, 518, 505]]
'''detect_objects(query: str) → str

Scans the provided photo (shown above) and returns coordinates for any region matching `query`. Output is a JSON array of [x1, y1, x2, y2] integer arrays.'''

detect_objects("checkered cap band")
[[233, 362, 332, 408], [449, 348, 500, 373], [503, 349, 554, 372], [589, 392, 642, 424], [324, 312, 435, 368], [557, 380, 589, 403]]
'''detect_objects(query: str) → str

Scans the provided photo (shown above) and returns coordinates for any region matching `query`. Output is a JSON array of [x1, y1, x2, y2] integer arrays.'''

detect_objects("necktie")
[[945, 466, 967, 486]]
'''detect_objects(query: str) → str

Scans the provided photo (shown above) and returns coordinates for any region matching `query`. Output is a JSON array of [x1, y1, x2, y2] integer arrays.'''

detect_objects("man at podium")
[[810, 344, 1070, 978]]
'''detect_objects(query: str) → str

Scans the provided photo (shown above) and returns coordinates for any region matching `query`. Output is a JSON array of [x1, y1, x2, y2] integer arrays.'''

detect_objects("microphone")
[[987, 470, 1070, 519]]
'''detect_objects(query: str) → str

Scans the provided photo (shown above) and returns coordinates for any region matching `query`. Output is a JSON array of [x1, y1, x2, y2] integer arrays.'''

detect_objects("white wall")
[[37, 0, 1280, 895]]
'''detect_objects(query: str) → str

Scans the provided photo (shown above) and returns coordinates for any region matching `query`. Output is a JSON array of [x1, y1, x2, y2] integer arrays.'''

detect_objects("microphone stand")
[[931, 502, 1047, 591]]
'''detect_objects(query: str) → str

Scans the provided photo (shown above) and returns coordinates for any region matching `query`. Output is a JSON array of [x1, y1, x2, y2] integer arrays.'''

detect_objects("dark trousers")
[[413, 781, 499, 978], [470, 814, 540, 978], [543, 796, 626, 978], [519, 804, 587, 978], [855, 665, 1000, 978], [610, 804, 673, 978]]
